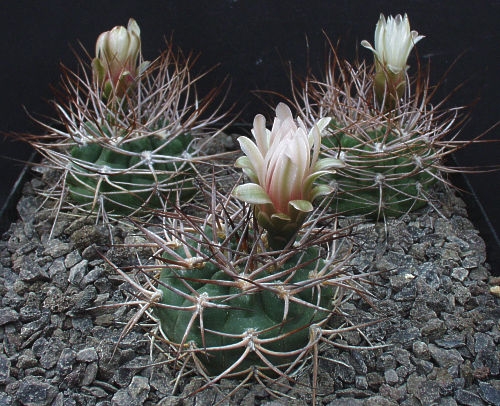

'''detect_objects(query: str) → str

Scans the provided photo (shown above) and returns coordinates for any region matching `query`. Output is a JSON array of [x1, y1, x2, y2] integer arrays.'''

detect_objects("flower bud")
[[92, 18, 144, 98]]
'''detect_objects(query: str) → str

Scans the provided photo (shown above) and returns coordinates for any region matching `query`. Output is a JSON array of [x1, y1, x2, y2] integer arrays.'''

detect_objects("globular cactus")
[[294, 14, 468, 220], [147, 104, 353, 385], [104, 104, 373, 401], [114, 191, 369, 400], [22, 19, 229, 219], [153, 206, 345, 379], [320, 104, 447, 218], [65, 123, 195, 215]]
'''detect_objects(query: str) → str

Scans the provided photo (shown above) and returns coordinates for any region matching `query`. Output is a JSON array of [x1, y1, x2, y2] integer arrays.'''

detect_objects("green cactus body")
[[67, 130, 195, 215], [155, 234, 336, 376], [324, 123, 437, 218]]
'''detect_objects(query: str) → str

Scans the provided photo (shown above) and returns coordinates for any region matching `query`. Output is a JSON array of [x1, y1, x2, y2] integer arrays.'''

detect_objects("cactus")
[[142, 104, 354, 384], [293, 21, 468, 220], [320, 106, 444, 218], [111, 191, 371, 399], [155, 211, 343, 377], [10, 11, 496, 405], [22, 20, 229, 220], [65, 122, 196, 215], [102, 104, 373, 400]]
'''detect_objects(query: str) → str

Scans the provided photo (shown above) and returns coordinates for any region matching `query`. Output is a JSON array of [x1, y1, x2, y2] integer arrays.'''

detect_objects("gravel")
[[0, 178, 499, 406]]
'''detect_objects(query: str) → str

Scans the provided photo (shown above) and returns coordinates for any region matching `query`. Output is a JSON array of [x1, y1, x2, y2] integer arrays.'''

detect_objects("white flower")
[[361, 13, 424, 75], [233, 103, 343, 247]]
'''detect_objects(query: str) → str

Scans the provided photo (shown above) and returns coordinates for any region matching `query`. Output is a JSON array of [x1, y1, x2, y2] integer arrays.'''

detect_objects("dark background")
[[1, 1, 499, 270]]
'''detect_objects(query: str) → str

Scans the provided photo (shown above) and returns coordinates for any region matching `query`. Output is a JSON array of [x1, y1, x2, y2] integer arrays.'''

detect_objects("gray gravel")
[[0, 177, 499, 405]]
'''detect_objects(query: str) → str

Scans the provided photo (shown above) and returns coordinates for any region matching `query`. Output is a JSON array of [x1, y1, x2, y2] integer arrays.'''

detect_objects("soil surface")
[[1, 177, 499, 405]]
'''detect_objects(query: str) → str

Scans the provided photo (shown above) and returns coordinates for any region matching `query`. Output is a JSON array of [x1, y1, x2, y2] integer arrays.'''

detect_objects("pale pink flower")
[[233, 103, 342, 246]]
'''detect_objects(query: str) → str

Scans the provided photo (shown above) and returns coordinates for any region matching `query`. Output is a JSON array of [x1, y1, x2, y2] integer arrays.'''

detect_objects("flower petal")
[[315, 117, 332, 134], [235, 156, 259, 183], [310, 185, 334, 201], [232, 183, 272, 205], [252, 114, 269, 154], [303, 169, 337, 195], [237, 136, 265, 183], [289, 200, 314, 214], [275, 102, 293, 122], [312, 157, 345, 172]]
